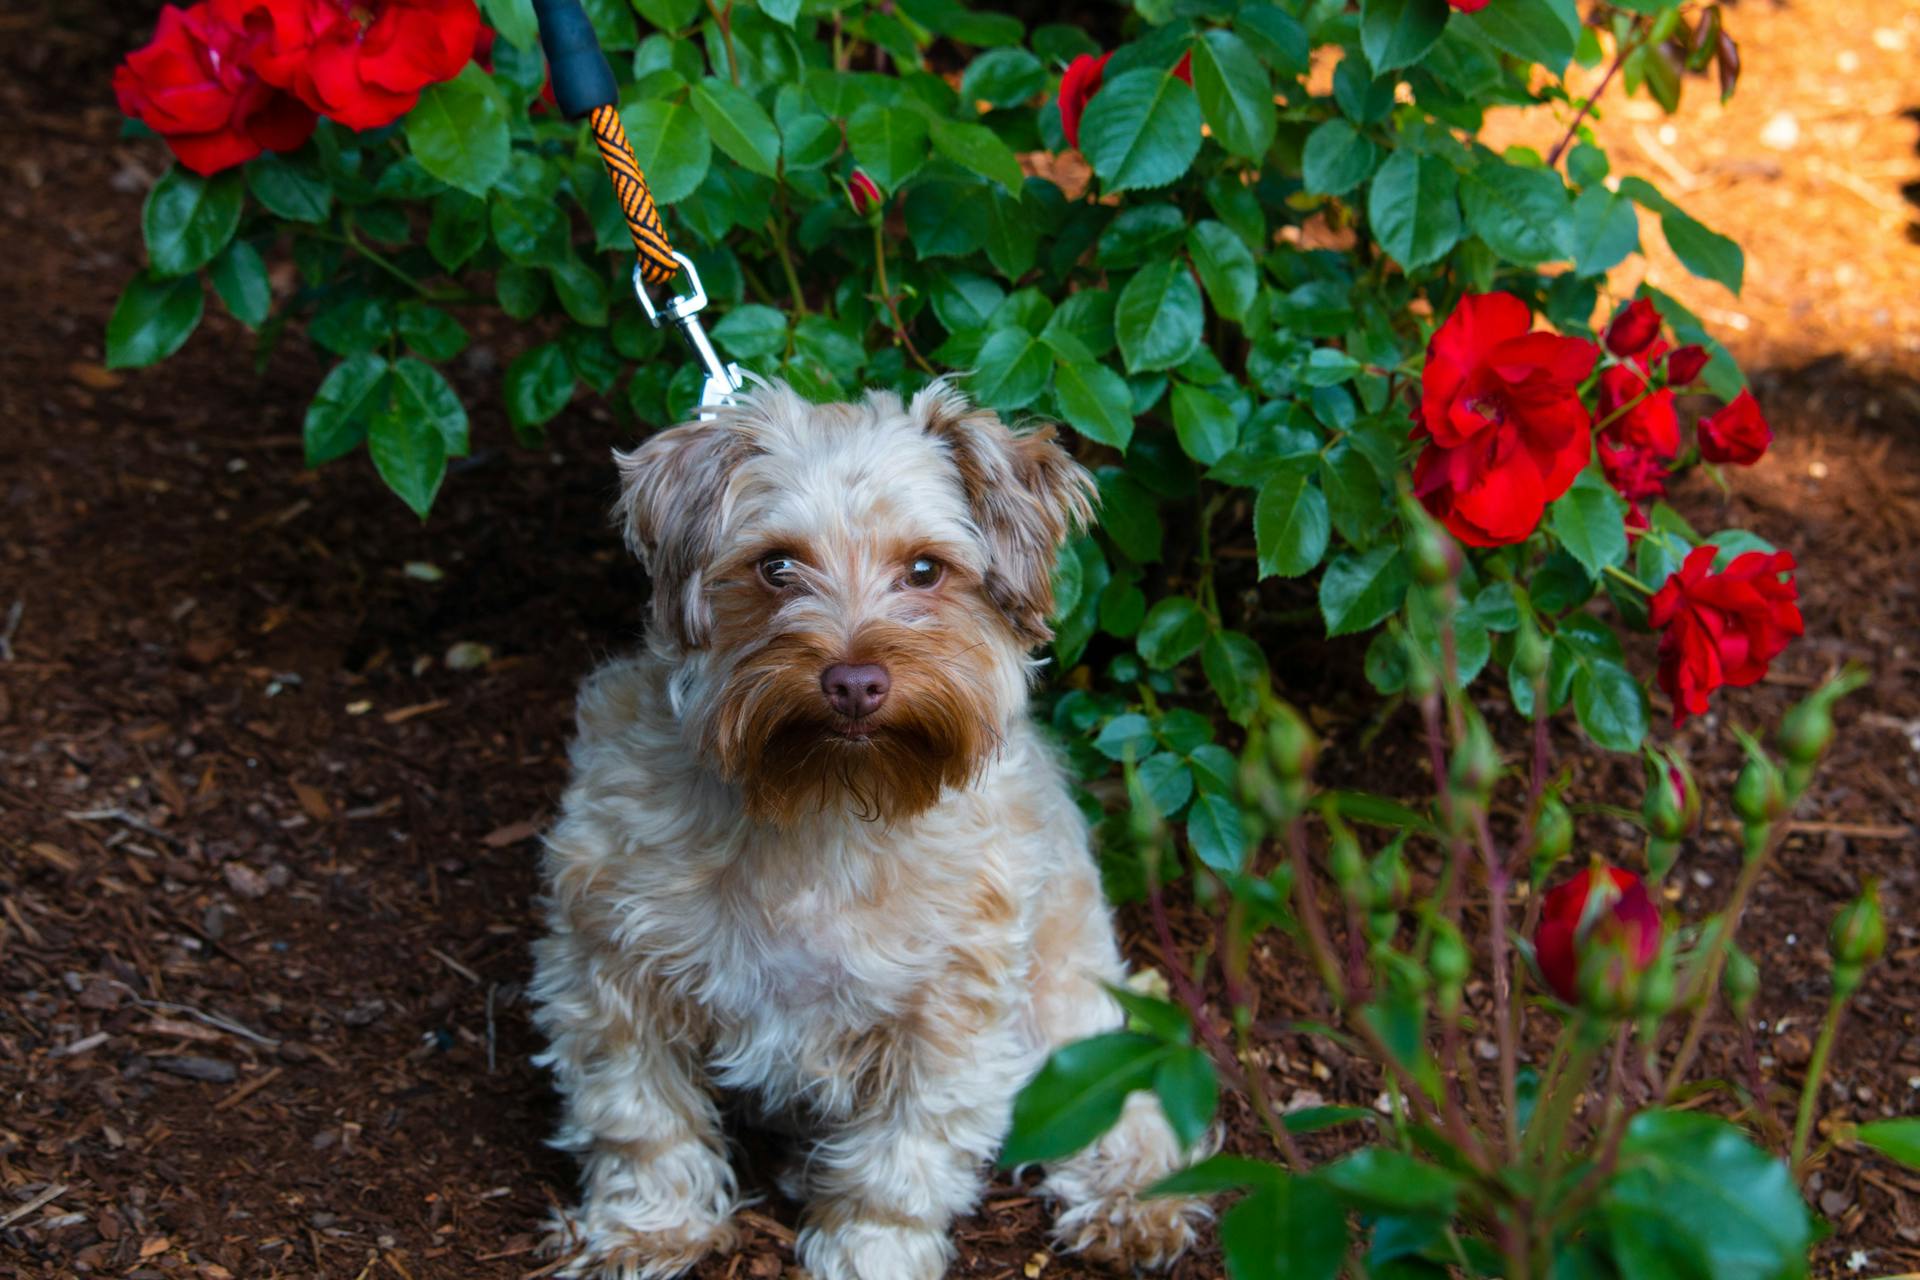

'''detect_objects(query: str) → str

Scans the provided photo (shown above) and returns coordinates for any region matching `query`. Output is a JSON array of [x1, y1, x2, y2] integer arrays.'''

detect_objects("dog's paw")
[[1049, 1187, 1207, 1270], [796, 1217, 952, 1280], [543, 1205, 738, 1280]]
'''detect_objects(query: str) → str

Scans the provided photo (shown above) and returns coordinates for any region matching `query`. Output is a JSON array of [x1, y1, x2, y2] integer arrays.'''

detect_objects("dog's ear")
[[614, 419, 748, 648], [911, 383, 1097, 643]]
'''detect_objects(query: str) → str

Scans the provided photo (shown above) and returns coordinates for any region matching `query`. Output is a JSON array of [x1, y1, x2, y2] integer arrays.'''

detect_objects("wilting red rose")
[[1665, 344, 1709, 387], [1698, 390, 1772, 466], [847, 168, 883, 216], [1535, 865, 1662, 1006], [1650, 545, 1803, 724], [1598, 346, 1680, 460], [1410, 292, 1600, 547], [1604, 297, 1662, 358], [1058, 52, 1110, 150], [216, 0, 481, 131], [114, 3, 316, 175]]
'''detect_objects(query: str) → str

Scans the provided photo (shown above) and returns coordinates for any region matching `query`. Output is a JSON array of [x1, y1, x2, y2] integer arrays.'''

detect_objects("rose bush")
[[106, 0, 1911, 1275]]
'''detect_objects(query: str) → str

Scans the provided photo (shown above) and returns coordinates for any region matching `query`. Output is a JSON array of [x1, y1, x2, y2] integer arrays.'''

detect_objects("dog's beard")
[[706, 628, 1003, 826]]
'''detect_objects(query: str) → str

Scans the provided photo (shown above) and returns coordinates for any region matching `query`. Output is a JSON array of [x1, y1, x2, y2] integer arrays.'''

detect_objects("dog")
[[530, 381, 1211, 1280]]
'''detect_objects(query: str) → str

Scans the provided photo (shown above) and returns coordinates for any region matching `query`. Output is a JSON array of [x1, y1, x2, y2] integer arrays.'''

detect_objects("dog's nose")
[[821, 663, 890, 719]]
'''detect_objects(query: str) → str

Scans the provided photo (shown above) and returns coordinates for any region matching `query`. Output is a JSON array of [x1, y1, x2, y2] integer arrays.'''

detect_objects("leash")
[[531, 0, 743, 414]]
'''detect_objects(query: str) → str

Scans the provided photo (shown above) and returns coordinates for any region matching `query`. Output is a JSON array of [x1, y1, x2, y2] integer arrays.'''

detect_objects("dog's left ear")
[[912, 383, 1097, 643]]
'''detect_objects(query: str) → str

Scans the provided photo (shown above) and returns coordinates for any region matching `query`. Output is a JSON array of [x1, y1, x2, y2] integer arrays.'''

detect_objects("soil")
[[2, 2, 1918, 1279]]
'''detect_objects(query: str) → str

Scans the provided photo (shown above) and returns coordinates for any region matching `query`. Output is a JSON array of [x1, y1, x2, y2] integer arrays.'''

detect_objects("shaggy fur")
[[531, 382, 1212, 1280]]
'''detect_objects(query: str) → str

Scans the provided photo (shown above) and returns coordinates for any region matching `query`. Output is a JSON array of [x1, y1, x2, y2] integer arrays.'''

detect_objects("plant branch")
[[1548, 29, 1636, 167], [1791, 996, 1846, 1170]]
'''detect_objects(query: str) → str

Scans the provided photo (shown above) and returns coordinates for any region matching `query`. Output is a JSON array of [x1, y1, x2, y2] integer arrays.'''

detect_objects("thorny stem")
[[1547, 28, 1637, 167], [1791, 996, 1846, 1170], [705, 0, 740, 85], [1221, 897, 1307, 1168], [1288, 818, 1350, 1006], [872, 221, 936, 376], [765, 215, 809, 318], [1660, 825, 1781, 1097]]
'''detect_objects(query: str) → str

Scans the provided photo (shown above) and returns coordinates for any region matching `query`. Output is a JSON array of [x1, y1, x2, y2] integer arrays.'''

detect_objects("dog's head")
[[615, 380, 1095, 826]]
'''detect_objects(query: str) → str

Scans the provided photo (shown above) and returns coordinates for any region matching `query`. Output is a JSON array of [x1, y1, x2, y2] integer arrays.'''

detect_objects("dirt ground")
[[2, 2, 1918, 1278]]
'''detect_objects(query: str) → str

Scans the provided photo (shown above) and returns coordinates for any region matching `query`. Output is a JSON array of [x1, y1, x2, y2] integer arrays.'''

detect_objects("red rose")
[[847, 168, 883, 216], [210, 0, 330, 88], [114, 3, 316, 175], [1650, 546, 1803, 724], [1058, 52, 1110, 150], [1534, 865, 1662, 1006], [1598, 437, 1668, 505], [1172, 50, 1193, 84], [1597, 346, 1680, 460], [1447, 0, 1491, 10], [1604, 297, 1661, 358], [1410, 292, 1600, 547], [1665, 344, 1709, 387], [470, 22, 494, 72], [1698, 390, 1772, 466]]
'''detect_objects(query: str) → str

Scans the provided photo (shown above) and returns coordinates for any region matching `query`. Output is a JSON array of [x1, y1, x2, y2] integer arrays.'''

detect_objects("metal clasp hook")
[[634, 252, 743, 418]]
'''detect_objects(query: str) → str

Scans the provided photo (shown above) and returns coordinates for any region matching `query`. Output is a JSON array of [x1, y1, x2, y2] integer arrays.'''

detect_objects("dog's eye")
[[904, 556, 944, 589], [758, 554, 799, 588]]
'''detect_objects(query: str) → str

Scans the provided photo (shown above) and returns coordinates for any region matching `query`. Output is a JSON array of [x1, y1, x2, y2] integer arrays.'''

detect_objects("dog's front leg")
[[532, 928, 739, 1280], [794, 1013, 1028, 1280]]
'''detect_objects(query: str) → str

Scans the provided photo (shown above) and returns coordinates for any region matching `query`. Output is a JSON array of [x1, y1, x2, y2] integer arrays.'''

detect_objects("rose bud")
[[1264, 703, 1318, 781], [1778, 693, 1835, 769], [1698, 390, 1772, 466], [1535, 864, 1662, 1009], [1528, 792, 1573, 887], [1430, 919, 1469, 990], [1665, 344, 1710, 387], [1830, 880, 1887, 998], [1410, 520, 1461, 586], [1605, 297, 1662, 358], [1329, 820, 1367, 906], [847, 168, 884, 217], [1449, 714, 1500, 806], [1642, 751, 1700, 842], [1723, 943, 1759, 1020], [1513, 615, 1548, 679], [1731, 751, 1787, 830]]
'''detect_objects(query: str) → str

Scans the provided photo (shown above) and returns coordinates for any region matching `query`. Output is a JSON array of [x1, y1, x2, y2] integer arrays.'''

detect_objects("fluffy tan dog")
[[531, 381, 1210, 1280]]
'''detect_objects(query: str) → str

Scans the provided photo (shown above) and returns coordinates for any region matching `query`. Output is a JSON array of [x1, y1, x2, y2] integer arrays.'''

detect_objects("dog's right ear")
[[613, 420, 745, 649]]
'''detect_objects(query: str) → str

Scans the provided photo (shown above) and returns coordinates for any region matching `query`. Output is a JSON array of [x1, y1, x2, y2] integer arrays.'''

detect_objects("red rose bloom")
[[114, 3, 316, 175], [1604, 297, 1662, 358], [1665, 344, 1709, 387], [1598, 437, 1668, 505], [1058, 52, 1110, 150], [1698, 390, 1772, 466], [1650, 546, 1803, 724], [1447, 0, 1491, 10], [1535, 866, 1662, 1005], [1597, 346, 1680, 460], [847, 168, 883, 216], [215, 0, 481, 131], [1410, 292, 1600, 547]]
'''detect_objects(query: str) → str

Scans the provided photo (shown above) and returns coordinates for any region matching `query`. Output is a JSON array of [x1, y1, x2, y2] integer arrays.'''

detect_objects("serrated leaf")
[[504, 342, 575, 431], [1136, 597, 1209, 670], [1301, 118, 1377, 196], [621, 98, 712, 204], [1170, 382, 1238, 465], [1202, 629, 1267, 724], [1549, 476, 1629, 577], [1115, 260, 1204, 373], [1255, 467, 1330, 579], [690, 78, 780, 177], [209, 240, 270, 328], [303, 353, 387, 465], [143, 166, 243, 277], [105, 271, 202, 369], [847, 103, 929, 192], [1360, 0, 1451, 72], [406, 64, 510, 197], [1186, 792, 1247, 874], [1189, 29, 1274, 161], [1457, 0, 1581, 71], [929, 117, 1024, 191], [1186, 221, 1258, 323], [1080, 67, 1203, 194], [1461, 160, 1570, 266], [1053, 361, 1134, 450], [1369, 149, 1461, 269], [1319, 546, 1409, 636]]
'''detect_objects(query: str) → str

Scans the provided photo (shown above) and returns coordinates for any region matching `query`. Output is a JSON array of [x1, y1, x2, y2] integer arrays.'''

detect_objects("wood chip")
[[383, 699, 449, 725], [213, 1065, 284, 1112], [480, 818, 544, 848], [0, 1184, 69, 1229]]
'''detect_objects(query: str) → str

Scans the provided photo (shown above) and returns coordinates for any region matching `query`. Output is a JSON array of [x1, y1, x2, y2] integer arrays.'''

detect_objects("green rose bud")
[[1778, 695, 1834, 769], [1265, 704, 1319, 781], [1449, 714, 1500, 804], [1430, 919, 1469, 992], [1410, 522, 1459, 587], [1513, 617, 1548, 680], [1529, 793, 1574, 887], [1731, 753, 1787, 829], [1830, 880, 1887, 998], [1329, 823, 1367, 906], [1723, 943, 1759, 1020]]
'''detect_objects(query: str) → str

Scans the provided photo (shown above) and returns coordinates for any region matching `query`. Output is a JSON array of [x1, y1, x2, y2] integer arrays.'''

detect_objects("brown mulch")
[[3, 2, 1919, 1278]]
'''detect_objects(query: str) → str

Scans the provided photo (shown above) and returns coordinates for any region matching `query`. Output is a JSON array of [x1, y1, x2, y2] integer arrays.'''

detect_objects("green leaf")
[[1221, 1176, 1350, 1280], [1186, 792, 1248, 874], [1042, 290, 1116, 361], [368, 362, 457, 518], [1170, 382, 1239, 465], [1153, 1047, 1218, 1149], [1054, 361, 1134, 450], [1080, 68, 1204, 194], [1360, 0, 1451, 72], [1202, 630, 1268, 725], [1369, 150, 1462, 269], [1150, 1153, 1284, 1197], [209, 240, 270, 328], [1186, 221, 1258, 323], [143, 167, 243, 277], [1567, 183, 1641, 278], [1320, 546, 1409, 637], [303, 353, 387, 465], [970, 327, 1052, 411], [1189, 29, 1275, 161], [1137, 597, 1209, 670], [247, 152, 330, 223], [428, 191, 488, 269], [1461, 160, 1570, 266], [712, 304, 789, 360], [1098, 473, 1162, 562], [390, 356, 469, 456], [1661, 209, 1745, 294], [479, 0, 538, 49], [1607, 1110, 1811, 1280], [847, 103, 929, 192], [1457, 0, 1581, 71], [1301, 119, 1378, 197], [1255, 467, 1331, 579], [504, 343, 576, 431], [105, 271, 202, 369], [491, 196, 570, 266], [690, 78, 781, 177], [930, 118, 1024, 191], [961, 48, 1044, 108], [1093, 712, 1155, 762], [1857, 1119, 1920, 1171], [1322, 1149, 1460, 1216], [397, 305, 468, 362], [1573, 656, 1648, 753], [622, 98, 712, 204], [406, 64, 510, 197], [1115, 260, 1205, 374], [1137, 751, 1193, 818], [549, 259, 609, 330], [1001, 1032, 1171, 1166], [1549, 475, 1629, 577]]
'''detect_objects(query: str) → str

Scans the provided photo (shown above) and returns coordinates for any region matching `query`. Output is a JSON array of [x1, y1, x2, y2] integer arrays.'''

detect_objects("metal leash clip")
[[632, 252, 742, 418]]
